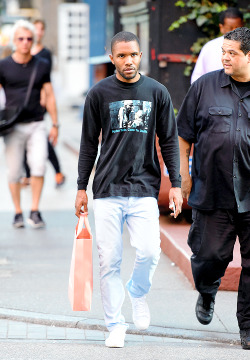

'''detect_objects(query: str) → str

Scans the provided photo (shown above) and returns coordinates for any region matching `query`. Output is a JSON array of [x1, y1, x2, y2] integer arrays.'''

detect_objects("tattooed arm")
[[178, 136, 192, 200]]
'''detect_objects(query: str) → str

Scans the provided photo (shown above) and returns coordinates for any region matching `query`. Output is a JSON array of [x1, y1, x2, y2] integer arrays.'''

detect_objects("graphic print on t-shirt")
[[109, 100, 152, 133]]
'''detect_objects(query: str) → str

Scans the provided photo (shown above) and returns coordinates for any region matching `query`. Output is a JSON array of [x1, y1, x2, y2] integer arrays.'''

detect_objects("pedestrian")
[[0, 19, 59, 228], [177, 27, 250, 350], [32, 19, 52, 72], [21, 19, 65, 188], [75, 31, 182, 348], [191, 7, 244, 83]]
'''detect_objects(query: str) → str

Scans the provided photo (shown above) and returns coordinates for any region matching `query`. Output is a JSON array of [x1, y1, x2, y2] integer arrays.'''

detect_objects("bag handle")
[[23, 58, 40, 108], [76, 213, 92, 237]]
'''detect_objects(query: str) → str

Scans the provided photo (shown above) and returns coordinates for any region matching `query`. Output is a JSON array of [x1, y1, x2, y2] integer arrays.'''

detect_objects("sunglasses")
[[17, 37, 33, 42]]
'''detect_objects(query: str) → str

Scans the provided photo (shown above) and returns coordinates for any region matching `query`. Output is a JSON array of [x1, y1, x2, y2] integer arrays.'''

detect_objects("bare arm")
[[179, 136, 192, 200], [42, 82, 58, 146]]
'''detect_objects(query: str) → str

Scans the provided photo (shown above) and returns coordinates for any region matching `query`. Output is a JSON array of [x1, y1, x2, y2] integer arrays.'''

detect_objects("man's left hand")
[[169, 187, 183, 218], [49, 126, 58, 146]]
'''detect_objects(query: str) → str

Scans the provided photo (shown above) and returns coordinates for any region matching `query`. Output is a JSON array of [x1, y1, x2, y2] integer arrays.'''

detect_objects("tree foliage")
[[169, 0, 250, 76]]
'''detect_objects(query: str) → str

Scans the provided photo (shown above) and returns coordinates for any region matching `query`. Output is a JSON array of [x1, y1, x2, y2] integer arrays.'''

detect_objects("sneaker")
[[240, 329, 250, 350], [13, 213, 24, 228], [27, 211, 45, 229], [105, 327, 126, 348], [55, 173, 65, 188], [128, 293, 150, 330], [195, 294, 215, 325]]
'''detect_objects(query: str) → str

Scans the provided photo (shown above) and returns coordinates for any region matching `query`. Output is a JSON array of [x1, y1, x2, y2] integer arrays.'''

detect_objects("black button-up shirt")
[[177, 70, 250, 213]]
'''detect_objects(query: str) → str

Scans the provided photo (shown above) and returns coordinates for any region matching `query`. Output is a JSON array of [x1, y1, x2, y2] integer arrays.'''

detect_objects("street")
[[0, 336, 247, 360]]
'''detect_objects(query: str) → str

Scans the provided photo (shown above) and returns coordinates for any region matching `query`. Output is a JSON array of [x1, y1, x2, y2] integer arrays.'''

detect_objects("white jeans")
[[93, 196, 161, 331], [4, 121, 48, 182]]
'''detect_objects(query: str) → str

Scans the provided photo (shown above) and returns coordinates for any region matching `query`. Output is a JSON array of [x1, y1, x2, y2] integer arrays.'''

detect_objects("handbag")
[[0, 58, 40, 136], [68, 213, 93, 311]]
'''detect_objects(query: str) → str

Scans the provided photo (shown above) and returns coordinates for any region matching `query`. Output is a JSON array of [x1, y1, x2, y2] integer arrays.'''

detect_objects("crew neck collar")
[[11, 54, 34, 66], [231, 77, 250, 86], [112, 74, 144, 88]]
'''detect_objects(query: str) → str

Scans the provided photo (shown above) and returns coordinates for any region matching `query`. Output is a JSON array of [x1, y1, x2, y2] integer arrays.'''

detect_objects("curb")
[[0, 308, 240, 345]]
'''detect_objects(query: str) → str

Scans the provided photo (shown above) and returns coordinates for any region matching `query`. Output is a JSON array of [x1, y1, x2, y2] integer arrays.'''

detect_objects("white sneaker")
[[129, 293, 150, 330], [105, 327, 126, 348]]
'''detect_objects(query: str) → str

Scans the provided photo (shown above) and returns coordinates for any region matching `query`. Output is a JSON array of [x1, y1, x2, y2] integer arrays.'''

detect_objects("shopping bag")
[[68, 213, 93, 311]]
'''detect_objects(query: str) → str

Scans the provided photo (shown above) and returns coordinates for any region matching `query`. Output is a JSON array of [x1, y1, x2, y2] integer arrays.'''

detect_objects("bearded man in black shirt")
[[75, 31, 182, 347], [177, 27, 250, 350], [0, 20, 59, 228]]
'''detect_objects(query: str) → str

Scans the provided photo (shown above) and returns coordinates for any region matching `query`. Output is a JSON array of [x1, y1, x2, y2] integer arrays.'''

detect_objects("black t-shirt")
[[77, 74, 181, 199], [35, 47, 52, 73], [231, 78, 250, 98], [0, 55, 50, 122]]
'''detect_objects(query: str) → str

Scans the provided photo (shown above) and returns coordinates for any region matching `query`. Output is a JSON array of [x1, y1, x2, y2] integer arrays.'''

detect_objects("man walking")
[[21, 18, 65, 188], [191, 7, 243, 83], [177, 27, 250, 350], [75, 31, 182, 348], [0, 20, 59, 228]]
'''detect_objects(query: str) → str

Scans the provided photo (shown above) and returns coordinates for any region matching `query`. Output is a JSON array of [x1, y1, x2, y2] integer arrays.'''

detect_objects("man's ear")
[[247, 51, 250, 64], [109, 54, 114, 65], [219, 23, 224, 35]]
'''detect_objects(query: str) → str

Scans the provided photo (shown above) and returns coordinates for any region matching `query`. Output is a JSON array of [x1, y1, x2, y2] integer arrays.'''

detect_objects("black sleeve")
[[35, 48, 52, 73], [77, 94, 101, 190], [177, 83, 198, 143], [43, 49, 52, 73], [46, 50, 52, 73], [156, 91, 181, 188], [41, 60, 51, 84]]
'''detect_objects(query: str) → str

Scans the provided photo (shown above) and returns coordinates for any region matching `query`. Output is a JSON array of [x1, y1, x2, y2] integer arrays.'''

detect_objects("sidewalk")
[[0, 106, 241, 347]]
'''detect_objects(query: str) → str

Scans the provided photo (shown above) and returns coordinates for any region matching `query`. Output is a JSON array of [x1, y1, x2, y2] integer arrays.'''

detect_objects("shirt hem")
[[93, 191, 158, 200]]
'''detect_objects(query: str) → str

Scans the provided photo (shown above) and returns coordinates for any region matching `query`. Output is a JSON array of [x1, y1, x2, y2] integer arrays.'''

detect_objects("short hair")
[[33, 19, 46, 29], [12, 20, 36, 43], [224, 27, 250, 55], [111, 31, 140, 53], [219, 7, 243, 25]]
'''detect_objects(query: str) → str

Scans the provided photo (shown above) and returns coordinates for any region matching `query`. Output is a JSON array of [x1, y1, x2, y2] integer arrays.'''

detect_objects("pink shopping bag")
[[68, 213, 93, 311]]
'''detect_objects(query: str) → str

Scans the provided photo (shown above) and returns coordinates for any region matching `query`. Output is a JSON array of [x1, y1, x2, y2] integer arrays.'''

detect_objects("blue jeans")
[[93, 196, 161, 331]]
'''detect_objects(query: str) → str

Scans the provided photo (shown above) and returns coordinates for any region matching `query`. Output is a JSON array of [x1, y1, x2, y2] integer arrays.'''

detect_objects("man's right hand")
[[181, 174, 192, 200], [75, 190, 88, 217]]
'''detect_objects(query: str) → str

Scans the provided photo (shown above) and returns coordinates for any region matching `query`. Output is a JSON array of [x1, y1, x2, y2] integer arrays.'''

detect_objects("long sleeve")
[[77, 94, 101, 190], [156, 94, 181, 188]]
